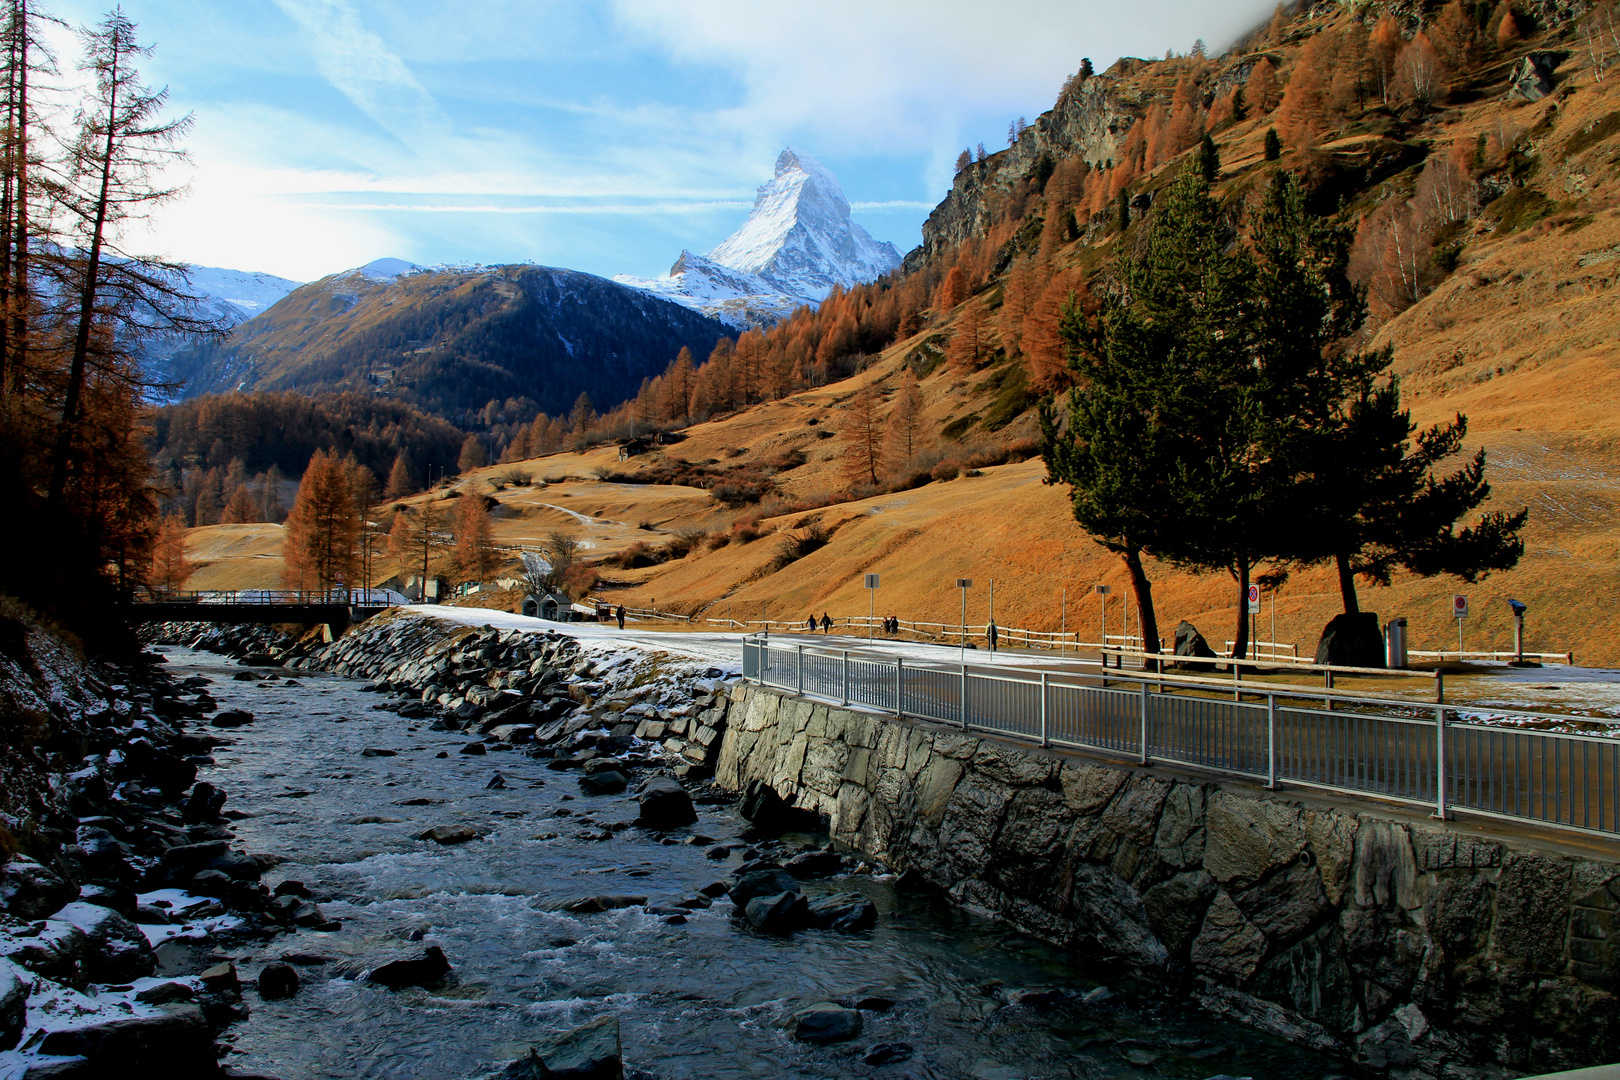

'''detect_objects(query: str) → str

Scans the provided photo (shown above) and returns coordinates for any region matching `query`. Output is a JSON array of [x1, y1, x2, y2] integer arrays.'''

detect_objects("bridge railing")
[[742, 635, 1620, 839], [133, 588, 407, 607]]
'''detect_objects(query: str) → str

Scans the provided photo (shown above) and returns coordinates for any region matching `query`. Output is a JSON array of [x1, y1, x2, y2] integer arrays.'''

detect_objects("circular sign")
[[1247, 584, 1260, 604], [1452, 594, 1469, 618]]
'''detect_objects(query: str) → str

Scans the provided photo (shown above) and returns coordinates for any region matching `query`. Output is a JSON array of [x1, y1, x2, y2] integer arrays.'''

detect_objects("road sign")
[[956, 578, 973, 589], [1247, 584, 1260, 614], [864, 574, 880, 589], [1453, 594, 1469, 619], [1095, 585, 1111, 595]]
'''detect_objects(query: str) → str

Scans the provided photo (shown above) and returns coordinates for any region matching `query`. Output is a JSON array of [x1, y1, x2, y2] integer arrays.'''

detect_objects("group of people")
[[805, 613, 834, 633], [803, 614, 906, 636]]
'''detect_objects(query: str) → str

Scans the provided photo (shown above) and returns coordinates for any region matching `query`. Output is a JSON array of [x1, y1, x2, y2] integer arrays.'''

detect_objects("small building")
[[522, 590, 576, 621]]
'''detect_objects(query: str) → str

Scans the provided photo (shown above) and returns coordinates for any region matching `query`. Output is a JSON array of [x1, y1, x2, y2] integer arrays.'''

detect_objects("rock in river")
[[419, 825, 481, 845], [368, 945, 451, 989], [258, 961, 300, 1000], [578, 770, 628, 796], [728, 869, 800, 908], [791, 1002, 863, 1044], [476, 1014, 623, 1079], [636, 777, 696, 830], [744, 891, 808, 934], [211, 708, 254, 728]]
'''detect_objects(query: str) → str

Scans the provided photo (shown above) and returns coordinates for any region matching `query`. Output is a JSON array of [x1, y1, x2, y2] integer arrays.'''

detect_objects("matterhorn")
[[617, 148, 901, 328]]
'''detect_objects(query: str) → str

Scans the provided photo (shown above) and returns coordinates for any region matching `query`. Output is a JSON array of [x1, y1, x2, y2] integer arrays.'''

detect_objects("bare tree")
[[47, 10, 220, 507]]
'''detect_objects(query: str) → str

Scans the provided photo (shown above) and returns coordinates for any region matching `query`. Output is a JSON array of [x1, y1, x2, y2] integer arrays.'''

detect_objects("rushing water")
[[158, 645, 1353, 1080]]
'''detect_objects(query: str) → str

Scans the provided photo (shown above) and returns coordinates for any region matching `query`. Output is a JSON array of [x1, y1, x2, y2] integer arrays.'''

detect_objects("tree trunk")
[[1231, 559, 1251, 663], [47, 38, 118, 507], [1335, 552, 1360, 613], [1123, 547, 1160, 668]]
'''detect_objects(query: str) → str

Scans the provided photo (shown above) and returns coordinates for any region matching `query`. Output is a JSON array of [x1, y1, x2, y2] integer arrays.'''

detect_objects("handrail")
[[132, 588, 404, 606], [741, 635, 1620, 839]]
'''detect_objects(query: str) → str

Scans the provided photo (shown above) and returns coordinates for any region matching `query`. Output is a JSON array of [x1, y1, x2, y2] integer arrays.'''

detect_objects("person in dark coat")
[[807, 615, 817, 632], [987, 619, 998, 652], [616, 605, 626, 629], [820, 613, 833, 633]]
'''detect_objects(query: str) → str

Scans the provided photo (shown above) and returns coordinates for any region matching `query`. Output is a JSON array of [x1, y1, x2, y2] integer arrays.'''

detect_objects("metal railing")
[[134, 588, 405, 606], [742, 635, 1620, 839]]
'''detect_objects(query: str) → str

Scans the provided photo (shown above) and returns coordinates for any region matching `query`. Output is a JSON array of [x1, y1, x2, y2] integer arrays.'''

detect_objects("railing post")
[[960, 663, 969, 731], [1433, 704, 1449, 820], [1324, 669, 1334, 711], [1266, 693, 1277, 789], [1040, 672, 1049, 748], [841, 650, 849, 705], [1435, 671, 1444, 704], [895, 657, 903, 717], [1232, 661, 1241, 701], [1139, 681, 1150, 765], [795, 644, 803, 696]]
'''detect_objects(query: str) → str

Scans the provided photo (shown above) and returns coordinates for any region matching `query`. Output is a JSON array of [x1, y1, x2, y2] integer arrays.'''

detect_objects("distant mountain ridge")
[[617, 148, 901, 328], [164, 261, 729, 420]]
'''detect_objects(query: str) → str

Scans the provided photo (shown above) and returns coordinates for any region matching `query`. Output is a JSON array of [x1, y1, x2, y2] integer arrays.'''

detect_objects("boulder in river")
[[367, 945, 451, 989], [784, 849, 842, 879], [560, 895, 647, 914], [476, 1015, 623, 1079], [807, 894, 877, 933], [578, 770, 628, 796], [744, 891, 808, 934], [738, 779, 821, 833], [418, 825, 481, 845], [864, 1041, 915, 1065], [791, 1002, 863, 1044], [636, 777, 696, 830], [728, 869, 800, 908], [258, 962, 300, 1000], [211, 708, 255, 728], [459, 742, 488, 756]]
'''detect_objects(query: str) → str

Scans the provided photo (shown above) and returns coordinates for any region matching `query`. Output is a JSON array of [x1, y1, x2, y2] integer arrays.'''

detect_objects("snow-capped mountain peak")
[[614, 147, 900, 329]]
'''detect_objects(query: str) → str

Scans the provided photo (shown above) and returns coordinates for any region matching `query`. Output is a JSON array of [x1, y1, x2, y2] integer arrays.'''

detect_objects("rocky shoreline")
[[3, 610, 920, 1078]]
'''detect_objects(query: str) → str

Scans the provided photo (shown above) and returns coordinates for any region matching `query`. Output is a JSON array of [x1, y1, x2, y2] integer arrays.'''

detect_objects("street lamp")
[[864, 574, 880, 641], [1507, 598, 1529, 665], [956, 578, 972, 660]]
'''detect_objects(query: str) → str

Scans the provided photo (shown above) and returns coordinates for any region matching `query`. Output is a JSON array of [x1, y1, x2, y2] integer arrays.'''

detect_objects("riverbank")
[[71, 615, 1350, 1078]]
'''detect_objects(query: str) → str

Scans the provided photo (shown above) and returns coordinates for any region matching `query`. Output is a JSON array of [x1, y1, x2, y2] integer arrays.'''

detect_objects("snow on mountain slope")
[[616, 148, 900, 328], [184, 264, 303, 322]]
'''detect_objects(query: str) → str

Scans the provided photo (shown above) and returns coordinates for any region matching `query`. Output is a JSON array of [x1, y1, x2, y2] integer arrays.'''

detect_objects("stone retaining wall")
[[716, 683, 1620, 1079]]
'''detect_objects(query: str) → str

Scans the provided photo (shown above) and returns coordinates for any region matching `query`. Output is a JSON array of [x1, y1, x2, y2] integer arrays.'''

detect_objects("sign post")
[[1452, 594, 1468, 658], [1248, 584, 1260, 661], [957, 578, 973, 661], [1060, 587, 1066, 657], [864, 574, 880, 641], [1095, 585, 1111, 666]]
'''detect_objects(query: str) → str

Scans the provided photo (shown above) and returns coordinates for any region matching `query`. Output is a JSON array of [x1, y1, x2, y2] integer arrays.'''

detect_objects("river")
[[158, 644, 1353, 1080]]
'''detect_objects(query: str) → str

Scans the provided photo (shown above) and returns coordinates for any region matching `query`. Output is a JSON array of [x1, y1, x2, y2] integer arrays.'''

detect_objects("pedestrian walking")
[[807, 615, 817, 633], [616, 605, 626, 629], [987, 618, 998, 652], [820, 613, 833, 633]]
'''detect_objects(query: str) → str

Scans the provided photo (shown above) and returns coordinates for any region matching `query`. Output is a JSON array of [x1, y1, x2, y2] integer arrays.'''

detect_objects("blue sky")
[[47, 0, 1275, 283]]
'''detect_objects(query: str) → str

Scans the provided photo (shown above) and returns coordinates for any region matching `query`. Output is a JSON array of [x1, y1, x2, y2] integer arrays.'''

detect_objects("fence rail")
[[742, 636, 1620, 839], [133, 588, 404, 606]]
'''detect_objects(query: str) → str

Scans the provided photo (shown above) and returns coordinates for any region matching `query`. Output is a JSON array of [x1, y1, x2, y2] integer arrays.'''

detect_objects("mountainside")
[[166, 262, 729, 420], [135, 262, 303, 398], [617, 148, 901, 327]]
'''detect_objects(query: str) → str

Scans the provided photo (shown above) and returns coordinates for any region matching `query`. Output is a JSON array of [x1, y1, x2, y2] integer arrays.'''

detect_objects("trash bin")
[[1385, 617, 1407, 669]]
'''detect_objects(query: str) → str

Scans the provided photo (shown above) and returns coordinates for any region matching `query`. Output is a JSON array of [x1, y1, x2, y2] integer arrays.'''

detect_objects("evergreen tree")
[[1196, 134, 1220, 183], [1043, 167, 1252, 657], [1116, 187, 1130, 231], [1264, 126, 1282, 160], [1079, 57, 1093, 80]]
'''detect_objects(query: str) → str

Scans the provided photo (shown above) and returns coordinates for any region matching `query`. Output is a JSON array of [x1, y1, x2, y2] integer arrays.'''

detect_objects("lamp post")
[[956, 578, 972, 661], [1507, 598, 1527, 664]]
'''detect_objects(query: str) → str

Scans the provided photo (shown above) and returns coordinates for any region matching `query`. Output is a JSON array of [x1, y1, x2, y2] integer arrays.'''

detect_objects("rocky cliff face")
[[903, 76, 1149, 274], [717, 683, 1620, 1078]]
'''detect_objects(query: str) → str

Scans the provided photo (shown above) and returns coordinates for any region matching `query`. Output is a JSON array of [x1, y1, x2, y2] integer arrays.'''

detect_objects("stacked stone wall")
[[716, 683, 1620, 1078]]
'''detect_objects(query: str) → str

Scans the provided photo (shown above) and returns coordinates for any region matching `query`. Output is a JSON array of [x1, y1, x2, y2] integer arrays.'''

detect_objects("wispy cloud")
[[269, 0, 447, 147], [286, 200, 754, 215]]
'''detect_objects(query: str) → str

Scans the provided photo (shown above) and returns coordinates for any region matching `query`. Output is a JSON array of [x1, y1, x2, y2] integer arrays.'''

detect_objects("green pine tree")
[[1264, 126, 1282, 160]]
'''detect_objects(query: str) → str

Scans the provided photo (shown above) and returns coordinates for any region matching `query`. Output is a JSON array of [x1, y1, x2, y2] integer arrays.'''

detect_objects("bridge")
[[124, 589, 406, 633]]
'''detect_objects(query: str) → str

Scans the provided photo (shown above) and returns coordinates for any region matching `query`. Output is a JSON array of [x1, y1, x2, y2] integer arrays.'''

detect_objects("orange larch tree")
[[454, 491, 499, 585], [281, 447, 360, 592], [149, 515, 194, 597]]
